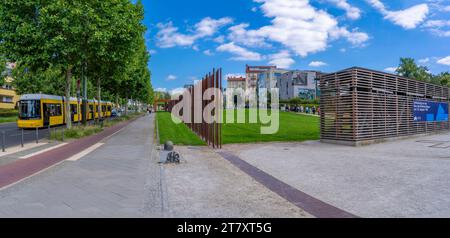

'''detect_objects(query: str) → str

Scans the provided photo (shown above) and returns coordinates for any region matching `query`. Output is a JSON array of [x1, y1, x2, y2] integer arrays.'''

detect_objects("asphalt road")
[[0, 122, 72, 149]]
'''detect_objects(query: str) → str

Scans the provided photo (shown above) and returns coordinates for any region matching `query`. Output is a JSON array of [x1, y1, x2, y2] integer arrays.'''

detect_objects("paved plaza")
[[1, 114, 450, 217], [224, 133, 450, 218], [0, 115, 308, 217]]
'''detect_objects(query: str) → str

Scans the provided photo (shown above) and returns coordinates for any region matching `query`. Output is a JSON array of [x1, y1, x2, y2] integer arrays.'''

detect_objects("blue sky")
[[142, 0, 450, 93]]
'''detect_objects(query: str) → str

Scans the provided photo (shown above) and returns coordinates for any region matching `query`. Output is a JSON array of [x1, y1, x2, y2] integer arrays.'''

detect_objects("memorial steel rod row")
[[167, 68, 222, 149]]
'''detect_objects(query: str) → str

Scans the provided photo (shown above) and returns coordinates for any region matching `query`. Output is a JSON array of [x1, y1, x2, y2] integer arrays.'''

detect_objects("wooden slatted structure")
[[320, 67, 450, 146], [166, 68, 222, 149]]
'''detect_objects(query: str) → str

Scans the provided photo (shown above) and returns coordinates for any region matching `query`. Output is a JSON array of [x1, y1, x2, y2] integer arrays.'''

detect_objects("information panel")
[[413, 100, 449, 122]]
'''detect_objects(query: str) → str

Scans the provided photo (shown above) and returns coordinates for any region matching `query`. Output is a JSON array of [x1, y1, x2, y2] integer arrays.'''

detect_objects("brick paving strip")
[[218, 151, 358, 218], [0, 117, 141, 189]]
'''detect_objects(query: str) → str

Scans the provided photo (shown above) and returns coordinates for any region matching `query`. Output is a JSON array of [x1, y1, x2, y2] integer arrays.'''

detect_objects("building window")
[[1, 84, 13, 90], [0, 95, 13, 103]]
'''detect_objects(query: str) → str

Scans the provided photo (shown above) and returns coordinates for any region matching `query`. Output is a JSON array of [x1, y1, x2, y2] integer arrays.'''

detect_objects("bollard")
[[21, 129, 24, 148], [36, 128, 39, 144], [48, 124, 51, 141], [62, 127, 64, 142], [2, 131, 5, 152]]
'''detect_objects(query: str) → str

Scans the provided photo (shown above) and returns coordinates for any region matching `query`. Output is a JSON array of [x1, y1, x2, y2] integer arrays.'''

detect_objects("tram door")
[[43, 104, 50, 126], [89, 105, 94, 120]]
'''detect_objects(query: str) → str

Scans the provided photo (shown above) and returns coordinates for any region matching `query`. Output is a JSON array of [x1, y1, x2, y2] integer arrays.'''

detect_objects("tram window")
[[70, 104, 77, 114], [55, 104, 62, 116], [46, 104, 62, 116], [102, 105, 106, 112], [49, 104, 56, 116], [19, 100, 41, 119], [89, 105, 93, 112]]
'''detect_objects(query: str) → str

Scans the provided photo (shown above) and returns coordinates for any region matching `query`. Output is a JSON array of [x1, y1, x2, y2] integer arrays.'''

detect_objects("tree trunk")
[[65, 66, 73, 129], [97, 77, 102, 123], [115, 94, 119, 109], [125, 95, 128, 115]]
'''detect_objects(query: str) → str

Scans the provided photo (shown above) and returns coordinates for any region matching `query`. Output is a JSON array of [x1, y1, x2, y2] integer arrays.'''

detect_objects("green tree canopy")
[[394, 57, 449, 87], [396, 58, 432, 82], [1, 0, 153, 126]]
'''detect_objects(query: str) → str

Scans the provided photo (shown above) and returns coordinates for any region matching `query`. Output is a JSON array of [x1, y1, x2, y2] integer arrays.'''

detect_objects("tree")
[[114, 23, 153, 114], [0, 56, 6, 85], [1, 0, 152, 126], [12, 64, 65, 95], [85, 0, 146, 122], [1, 0, 85, 128], [396, 58, 432, 82], [432, 72, 450, 87]]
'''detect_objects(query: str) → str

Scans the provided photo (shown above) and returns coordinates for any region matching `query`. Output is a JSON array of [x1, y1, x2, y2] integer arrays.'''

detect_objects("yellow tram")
[[17, 94, 113, 128]]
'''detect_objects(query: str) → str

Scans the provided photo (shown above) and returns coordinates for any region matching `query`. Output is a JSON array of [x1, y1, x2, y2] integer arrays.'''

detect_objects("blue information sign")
[[413, 100, 449, 122]]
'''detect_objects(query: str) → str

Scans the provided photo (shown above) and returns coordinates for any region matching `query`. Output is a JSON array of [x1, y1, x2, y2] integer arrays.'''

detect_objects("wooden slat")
[[320, 67, 450, 144]]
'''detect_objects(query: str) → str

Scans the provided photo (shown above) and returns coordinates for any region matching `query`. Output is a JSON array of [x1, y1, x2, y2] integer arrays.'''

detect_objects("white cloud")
[[437, 56, 450, 66], [195, 17, 234, 38], [384, 67, 398, 73], [423, 20, 450, 28], [340, 48, 346, 53], [444, 6, 450, 12], [170, 88, 186, 96], [155, 22, 196, 48], [251, 7, 258, 12], [216, 42, 263, 61], [155, 88, 167, 92], [422, 20, 450, 37], [430, 29, 450, 37], [330, 27, 370, 46], [148, 49, 157, 55], [203, 49, 214, 56], [166, 75, 177, 81], [268, 50, 295, 69], [227, 23, 271, 48], [224, 0, 369, 58], [309, 61, 327, 67], [418, 57, 430, 64], [156, 17, 233, 48], [213, 35, 225, 43], [367, 0, 429, 29], [326, 0, 361, 20]]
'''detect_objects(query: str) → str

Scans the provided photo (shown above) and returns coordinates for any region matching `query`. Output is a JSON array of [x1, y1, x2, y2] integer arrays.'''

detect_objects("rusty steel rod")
[[166, 68, 223, 148]]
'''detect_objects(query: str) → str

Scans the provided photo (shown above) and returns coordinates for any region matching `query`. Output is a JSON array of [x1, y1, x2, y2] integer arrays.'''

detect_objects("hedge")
[[0, 109, 18, 117]]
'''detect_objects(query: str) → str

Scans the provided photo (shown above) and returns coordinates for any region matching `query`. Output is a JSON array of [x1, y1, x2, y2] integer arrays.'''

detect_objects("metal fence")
[[320, 67, 450, 145], [0, 117, 116, 152], [1, 126, 51, 152], [167, 68, 223, 149]]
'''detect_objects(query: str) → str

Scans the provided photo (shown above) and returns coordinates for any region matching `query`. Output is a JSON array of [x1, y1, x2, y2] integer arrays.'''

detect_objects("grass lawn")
[[223, 109, 319, 144], [0, 116, 18, 124], [157, 112, 206, 146], [157, 109, 319, 145], [51, 113, 143, 141]]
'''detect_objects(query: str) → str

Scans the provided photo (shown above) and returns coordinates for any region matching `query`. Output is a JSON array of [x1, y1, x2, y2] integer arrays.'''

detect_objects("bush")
[[64, 129, 82, 139], [51, 126, 104, 140], [280, 98, 319, 106], [51, 113, 143, 141], [0, 109, 18, 117]]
